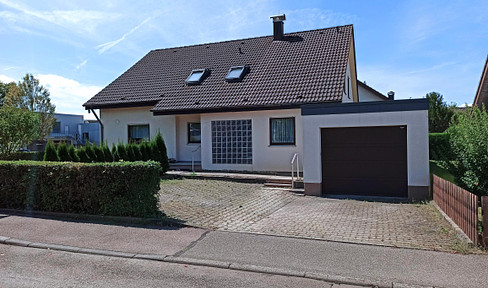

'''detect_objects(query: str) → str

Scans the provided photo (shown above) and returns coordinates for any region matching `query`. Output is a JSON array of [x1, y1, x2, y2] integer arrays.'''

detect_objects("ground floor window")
[[270, 117, 295, 145], [128, 124, 149, 143], [188, 123, 201, 143], [211, 119, 252, 164]]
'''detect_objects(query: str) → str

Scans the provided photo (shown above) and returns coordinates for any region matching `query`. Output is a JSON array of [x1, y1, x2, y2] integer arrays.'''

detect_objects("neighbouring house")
[[28, 113, 101, 151], [83, 15, 429, 200], [473, 55, 488, 108]]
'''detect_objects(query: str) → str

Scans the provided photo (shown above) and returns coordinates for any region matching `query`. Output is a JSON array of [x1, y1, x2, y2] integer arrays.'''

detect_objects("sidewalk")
[[1, 211, 487, 288]]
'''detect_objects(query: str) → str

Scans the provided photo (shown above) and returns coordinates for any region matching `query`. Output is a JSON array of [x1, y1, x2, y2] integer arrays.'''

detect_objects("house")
[[28, 113, 100, 151], [473, 55, 488, 108], [84, 15, 429, 200]]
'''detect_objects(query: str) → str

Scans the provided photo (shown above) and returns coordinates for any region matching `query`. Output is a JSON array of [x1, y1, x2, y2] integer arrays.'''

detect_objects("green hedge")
[[0, 161, 162, 217], [0, 152, 44, 161], [429, 133, 454, 161]]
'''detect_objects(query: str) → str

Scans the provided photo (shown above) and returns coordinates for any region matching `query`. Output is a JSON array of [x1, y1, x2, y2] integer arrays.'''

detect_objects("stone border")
[[0, 235, 432, 288], [431, 201, 474, 244]]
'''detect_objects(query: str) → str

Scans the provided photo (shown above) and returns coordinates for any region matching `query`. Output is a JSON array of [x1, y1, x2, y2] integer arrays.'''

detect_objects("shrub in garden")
[[447, 106, 488, 196], [93, 145, 105, 162], [84, 142, 97, 162], [68, 145, 80, 162], [0, 151, 44, 161], [57, 142, 72, 162], [429, 133, 454, 161], [153, 131, 169, 173], [116, 143, 128, 161], [103, 144, 113, 162], [43, 140, 59, 161], [127, 144, 136, 162], [0, 161, 162, 217], [133, 144, 143, 161], [76, 147, 90, 163], [140, 141, 150, 161], [112, 144, 119, 162]]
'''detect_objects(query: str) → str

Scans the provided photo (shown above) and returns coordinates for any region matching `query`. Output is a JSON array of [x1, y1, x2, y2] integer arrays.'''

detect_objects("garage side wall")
[[302, 102, 429, 200]]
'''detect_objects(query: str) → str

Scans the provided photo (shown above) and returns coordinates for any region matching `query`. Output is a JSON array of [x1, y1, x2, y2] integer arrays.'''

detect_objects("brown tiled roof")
[[83, 25, 354, 114], [473, 55, 488, 107]]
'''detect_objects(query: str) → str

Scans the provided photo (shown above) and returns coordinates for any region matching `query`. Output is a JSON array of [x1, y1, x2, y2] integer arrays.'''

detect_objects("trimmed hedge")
[[0, 161, 162, 217], [429, 133, 454, 161], [0, 151, 44, 161]]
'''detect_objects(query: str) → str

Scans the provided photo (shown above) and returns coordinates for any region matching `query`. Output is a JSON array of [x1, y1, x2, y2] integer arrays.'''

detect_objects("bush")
[[133, 144, 143, 161], [112, 144, 119, 162], [43, 140, 59, 161], [447, 106, 488, 196], [127, 144, 136, 162], [102, 144, 113, 162], [153, 131, 169, 173], [116, 143, 128, 161], [0, 151, 44, 161], [76, 147, 90, 163], [0, 161, 162, 217], [84, 143, 97, 162], [140, 141, 150, 161], [429, 133, 454, 161], [93, 145, 105, 162], [57, 142, 72, 162], [68, 145, 80, 162]]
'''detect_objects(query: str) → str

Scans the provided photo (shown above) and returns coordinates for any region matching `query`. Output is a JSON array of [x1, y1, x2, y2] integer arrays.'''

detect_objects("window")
[[82, 132, 89, 141], [128, 124, 150, 143], [185, 69, 208, 85], [270, 117, 295, 145], [211, 120, 252, 164], [188, 123, 201, 143], [225, 66, 249, 82], [52, 121, 61, 133]]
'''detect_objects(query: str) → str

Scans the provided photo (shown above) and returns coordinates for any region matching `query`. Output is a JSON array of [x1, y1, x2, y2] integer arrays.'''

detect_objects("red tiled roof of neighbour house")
[[83, 25, 354, 114], [473, 55, 488, 108]]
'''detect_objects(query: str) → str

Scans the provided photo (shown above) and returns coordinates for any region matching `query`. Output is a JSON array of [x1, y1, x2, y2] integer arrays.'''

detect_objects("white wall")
[[341, 58, 354, 103], [100, 107, 177, 159], [358, 84, 386, 102], [176, 114, 201, 162], [302, 110, 429, 187], [200, 109, 303, 172]]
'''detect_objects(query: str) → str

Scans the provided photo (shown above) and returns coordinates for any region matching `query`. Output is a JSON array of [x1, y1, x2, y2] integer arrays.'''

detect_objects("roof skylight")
[[186, 69, 209, 85], [225, 65, 249, 82]]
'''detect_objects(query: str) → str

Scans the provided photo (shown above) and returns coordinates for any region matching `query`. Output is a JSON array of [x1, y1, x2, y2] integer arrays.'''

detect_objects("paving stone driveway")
[[160, 178, 461, 251]]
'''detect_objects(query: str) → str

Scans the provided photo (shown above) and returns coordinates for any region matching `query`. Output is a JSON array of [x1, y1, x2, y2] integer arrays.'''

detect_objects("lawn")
[[430, 160, 456, 184]]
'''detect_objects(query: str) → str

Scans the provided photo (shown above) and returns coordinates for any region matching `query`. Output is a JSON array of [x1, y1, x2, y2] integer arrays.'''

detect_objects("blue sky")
[[1, 0, 487, 119]]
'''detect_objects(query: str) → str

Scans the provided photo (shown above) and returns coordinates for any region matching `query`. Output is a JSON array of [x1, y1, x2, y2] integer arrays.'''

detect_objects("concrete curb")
[[0, 236, 436, 288], [431, 201, 474, 244]]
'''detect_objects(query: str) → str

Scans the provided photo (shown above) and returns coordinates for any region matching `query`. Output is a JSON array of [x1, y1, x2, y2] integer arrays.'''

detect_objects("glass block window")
[[270, 117, 295, 145], [211, 119, 252, 164], [128, 124, 149, 143], [188, 123, 201, 143]]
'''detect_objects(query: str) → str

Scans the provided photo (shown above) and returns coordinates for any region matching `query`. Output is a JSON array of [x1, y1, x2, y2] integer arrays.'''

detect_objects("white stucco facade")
[[100, 107, 177, 159], [358, 83, 387, 102], [200, 109, 303, 172]]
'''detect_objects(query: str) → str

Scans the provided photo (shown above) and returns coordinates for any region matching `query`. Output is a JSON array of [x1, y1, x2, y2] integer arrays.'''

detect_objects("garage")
[[301, 99, 430, 200], [321, 126, 407, 198]]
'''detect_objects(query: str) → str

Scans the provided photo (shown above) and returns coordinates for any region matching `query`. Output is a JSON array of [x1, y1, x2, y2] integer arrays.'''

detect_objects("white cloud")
[[0, 74, 16, 83], [37, 74, 103, 119], [96, 17, 151, 54], [76, 59, 88, 70]]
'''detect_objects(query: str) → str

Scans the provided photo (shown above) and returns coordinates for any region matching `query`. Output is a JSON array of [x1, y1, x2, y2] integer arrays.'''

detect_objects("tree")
[[4, 74, 56, 139], [0, 106, 40, 156], [102, 144, 113, 162], [116, 143, 128, 161], [426, 92, 456, 133], [68, 145, 80, 162], [152, 131, 169, 173], [57, 142, 72, 162], [447, 106, 488, 196], [43, 140, 59, 161]]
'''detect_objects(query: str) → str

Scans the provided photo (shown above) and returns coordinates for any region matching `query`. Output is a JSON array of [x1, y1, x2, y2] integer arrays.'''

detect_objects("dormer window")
[[225, 65, 249, 82], [186, 69, 209, 85]]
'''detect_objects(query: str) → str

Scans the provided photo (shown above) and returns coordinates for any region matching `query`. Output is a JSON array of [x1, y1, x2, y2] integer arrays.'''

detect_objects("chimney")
[[387, 91, 395, 100], [270, 14, 286, 41]]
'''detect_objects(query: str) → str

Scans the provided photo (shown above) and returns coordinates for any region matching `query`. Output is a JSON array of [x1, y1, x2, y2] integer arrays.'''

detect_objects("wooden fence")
[[432, 175, 479, 245]]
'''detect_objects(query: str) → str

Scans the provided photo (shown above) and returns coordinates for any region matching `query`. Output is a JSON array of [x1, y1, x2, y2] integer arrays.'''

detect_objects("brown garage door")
[[321, 126, 407, 198]]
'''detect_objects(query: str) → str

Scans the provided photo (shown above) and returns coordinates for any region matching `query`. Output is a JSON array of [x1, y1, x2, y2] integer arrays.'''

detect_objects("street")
[[0, 244, 356, 288]]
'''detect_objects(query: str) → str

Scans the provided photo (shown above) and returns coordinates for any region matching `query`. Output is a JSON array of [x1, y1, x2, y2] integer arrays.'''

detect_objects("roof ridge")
[[150, 24, 354, 52]]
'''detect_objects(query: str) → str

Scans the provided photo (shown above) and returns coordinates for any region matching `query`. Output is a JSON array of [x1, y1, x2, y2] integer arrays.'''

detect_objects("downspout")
[[90, 109, 104, 143]]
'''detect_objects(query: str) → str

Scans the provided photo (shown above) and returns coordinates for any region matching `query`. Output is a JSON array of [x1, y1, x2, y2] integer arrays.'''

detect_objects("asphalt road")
[[0, 244, 358, 288]]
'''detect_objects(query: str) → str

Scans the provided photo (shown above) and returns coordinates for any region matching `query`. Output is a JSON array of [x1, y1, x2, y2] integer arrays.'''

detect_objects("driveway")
[[160, 178, 465, 251]]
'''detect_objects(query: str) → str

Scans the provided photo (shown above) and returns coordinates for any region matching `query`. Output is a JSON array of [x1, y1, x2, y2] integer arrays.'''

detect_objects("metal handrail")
[[291, 153, 301, 181], [191, 145, 201, 172]]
